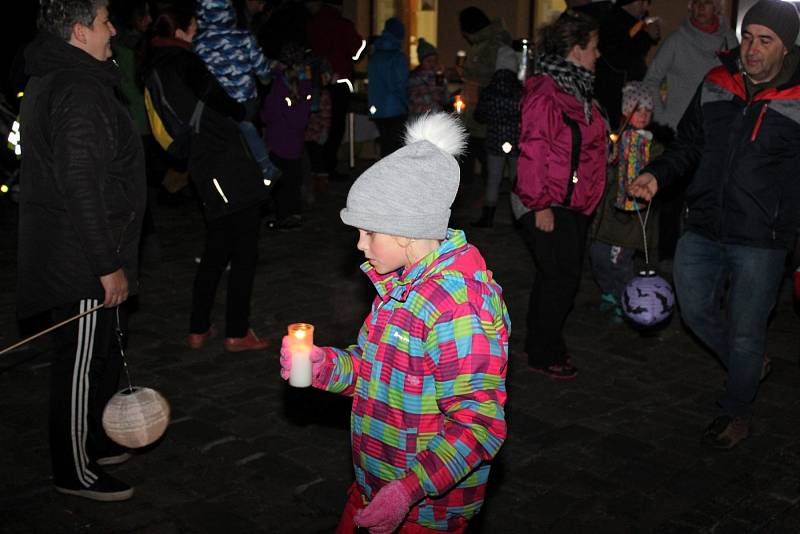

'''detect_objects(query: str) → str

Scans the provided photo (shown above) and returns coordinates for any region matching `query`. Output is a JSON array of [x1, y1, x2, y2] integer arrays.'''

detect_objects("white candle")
[[287, 323, 314, 388]]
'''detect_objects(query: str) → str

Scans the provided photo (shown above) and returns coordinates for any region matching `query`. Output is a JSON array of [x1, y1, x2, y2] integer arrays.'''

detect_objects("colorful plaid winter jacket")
[[315, 229, 509, 530]]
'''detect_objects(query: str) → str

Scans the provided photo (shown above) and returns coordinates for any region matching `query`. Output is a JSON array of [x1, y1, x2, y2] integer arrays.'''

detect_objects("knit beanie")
[[496, 46, 519, 72], [416, 37, 437, 63], [459, 7, 491, 35], [742, 0, 800, 48], [622, 81, 654, 115], [688, 0, 722, 14], [340, 113, 467, 240], [384, 17, 405, 41]]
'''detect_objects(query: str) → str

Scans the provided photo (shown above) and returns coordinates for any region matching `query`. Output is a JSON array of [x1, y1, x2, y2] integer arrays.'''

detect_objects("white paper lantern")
[[102, 387, 171, 448]]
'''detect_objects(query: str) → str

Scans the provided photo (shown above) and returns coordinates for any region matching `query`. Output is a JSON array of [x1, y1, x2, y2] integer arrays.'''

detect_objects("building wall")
[[343, 0, 739, 74]]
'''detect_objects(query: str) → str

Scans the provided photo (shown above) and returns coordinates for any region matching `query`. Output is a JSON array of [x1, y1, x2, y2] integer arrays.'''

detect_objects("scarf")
[[535, 53, 595, 122], [690, 16, 720, 35]]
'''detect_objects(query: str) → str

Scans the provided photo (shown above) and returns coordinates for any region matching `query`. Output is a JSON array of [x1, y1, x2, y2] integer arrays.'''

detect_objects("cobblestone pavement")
[[1, 167, 799, 534]]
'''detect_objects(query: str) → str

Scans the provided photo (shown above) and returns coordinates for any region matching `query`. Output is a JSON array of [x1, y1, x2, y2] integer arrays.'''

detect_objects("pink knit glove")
[[353, 480, 413, 534], [279, 335, 325, 381]]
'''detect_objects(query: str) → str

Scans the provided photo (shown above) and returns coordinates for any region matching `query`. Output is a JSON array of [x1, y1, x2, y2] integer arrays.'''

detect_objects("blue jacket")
[[193, 0, 270, 103], [367, 32, 408, 119]]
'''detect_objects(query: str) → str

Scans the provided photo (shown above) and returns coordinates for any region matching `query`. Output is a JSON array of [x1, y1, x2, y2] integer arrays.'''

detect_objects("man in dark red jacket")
[[306, 0, 364, 180], [630, 0, 800, 450], [19, 0, 145, 500]]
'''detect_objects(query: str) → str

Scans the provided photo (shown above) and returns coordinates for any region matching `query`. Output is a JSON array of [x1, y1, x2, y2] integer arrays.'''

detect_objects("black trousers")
[[374, 115, 408, 158], [50, 300, 125, 487], [520, 207, 591, 366], [323, 83, 351, 174], [271, 153, 303, 221], [190, 205, 261, 338]]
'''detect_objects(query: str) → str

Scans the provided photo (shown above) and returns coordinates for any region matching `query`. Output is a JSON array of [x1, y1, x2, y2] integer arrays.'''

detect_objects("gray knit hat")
[[742, 0, 800, 48], [340, 113, 467, 240]]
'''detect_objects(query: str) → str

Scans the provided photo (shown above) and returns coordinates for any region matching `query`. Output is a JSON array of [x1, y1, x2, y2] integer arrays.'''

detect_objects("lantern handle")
[[115, 307, 135, 394], [0, 303, 105, 356]]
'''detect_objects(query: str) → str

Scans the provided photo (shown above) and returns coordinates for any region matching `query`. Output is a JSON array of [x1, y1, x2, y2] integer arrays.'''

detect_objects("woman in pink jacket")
[[516, 10, 607, 380]]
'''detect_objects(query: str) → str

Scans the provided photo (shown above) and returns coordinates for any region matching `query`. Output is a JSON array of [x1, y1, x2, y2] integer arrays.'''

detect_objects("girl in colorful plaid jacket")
[[280, 113, 510, 533]]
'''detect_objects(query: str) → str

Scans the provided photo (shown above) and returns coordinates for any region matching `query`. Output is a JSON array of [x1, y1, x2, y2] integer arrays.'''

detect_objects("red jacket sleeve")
[[516, 84, 562, 211]]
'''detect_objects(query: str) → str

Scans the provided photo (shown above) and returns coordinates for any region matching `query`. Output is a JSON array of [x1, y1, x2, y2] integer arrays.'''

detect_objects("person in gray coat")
[[643, 0, 738, 130]]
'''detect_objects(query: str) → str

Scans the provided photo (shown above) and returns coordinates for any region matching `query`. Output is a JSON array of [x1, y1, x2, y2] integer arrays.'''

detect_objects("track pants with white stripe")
[[49, 299, 125, 488]]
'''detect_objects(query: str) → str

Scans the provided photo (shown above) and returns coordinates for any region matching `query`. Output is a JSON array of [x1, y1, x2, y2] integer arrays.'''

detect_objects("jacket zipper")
[[750, 103, 768, 142], [772, 198, 780, 240]]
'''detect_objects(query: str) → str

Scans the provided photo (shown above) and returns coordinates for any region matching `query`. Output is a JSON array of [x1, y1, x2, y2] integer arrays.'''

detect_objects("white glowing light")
[[306, 94, 311, 100], [352, 40, 367, 61], [15, 145, 21, 156], [263, 179, 272, 187], [336, 78, 354, 93], [12, 121, 19, 133], [502, 142, 513, 154], [212, 178, 229, 203], [369, 105, 377, 115], [0, 185, 8, 193], [285, 97, 293, 107]]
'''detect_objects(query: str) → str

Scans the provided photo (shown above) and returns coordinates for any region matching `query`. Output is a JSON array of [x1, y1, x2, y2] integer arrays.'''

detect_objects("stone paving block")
[[167, 502, 263, 533], [597, 432, 655, 461], [166, 418, 228, 449]]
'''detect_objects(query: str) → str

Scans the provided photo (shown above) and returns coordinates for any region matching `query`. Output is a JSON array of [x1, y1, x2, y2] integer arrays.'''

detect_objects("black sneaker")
[[96, 451, 132, 466], [55, 470, 134, 502]]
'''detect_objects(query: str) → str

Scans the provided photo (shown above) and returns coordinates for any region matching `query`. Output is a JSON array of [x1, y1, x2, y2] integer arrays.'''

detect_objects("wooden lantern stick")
[[0, 303, 105, 355], [611, 102, 640, 144]]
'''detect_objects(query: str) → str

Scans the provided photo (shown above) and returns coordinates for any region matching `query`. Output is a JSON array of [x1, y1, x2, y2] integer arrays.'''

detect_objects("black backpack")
[[143, 69, 204, 160]]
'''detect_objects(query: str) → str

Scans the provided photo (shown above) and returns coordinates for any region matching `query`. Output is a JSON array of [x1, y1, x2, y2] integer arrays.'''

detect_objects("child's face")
[[421, 55, 438, 71], [629, 107, 653, 129], [357, 230, 409, 274]]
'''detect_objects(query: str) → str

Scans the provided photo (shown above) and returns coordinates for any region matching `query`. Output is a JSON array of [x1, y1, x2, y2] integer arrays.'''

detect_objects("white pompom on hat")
[[340, 113, 467, 240]]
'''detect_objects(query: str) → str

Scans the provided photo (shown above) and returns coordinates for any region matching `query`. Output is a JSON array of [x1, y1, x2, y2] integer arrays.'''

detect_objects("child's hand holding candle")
[[280, 324, 324, 387]]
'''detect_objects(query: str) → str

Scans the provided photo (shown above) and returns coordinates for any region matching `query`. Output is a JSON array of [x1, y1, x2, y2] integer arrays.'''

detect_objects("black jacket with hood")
[[18, 33, 146, 318], [644, 48, 800, 250]]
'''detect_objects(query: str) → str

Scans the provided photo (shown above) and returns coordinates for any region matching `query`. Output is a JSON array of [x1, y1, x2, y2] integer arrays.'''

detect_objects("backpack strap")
[[561, 112, 581, 208], [189, 100, 204, 134]]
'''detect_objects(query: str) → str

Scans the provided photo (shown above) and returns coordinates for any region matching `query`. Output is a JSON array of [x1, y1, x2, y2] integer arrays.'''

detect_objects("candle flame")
[[294, 329, 306, 340], [454, 95, 465, 114], [609, 133, 619, 143]]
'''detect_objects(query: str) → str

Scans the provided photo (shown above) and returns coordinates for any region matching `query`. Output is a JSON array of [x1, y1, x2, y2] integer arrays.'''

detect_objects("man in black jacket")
[[630, 0, 800, 450], [18, 0, 145, 500]]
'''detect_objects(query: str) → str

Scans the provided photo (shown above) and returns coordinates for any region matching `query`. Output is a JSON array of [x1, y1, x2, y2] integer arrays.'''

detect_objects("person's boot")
[[471, 206, 496, 228]]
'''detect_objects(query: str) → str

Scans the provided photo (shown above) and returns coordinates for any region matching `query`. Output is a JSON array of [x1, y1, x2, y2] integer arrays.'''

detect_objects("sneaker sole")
[[96, 452, 132, 466], [55, 485, 134, 502], [528, 366, 578, 381]]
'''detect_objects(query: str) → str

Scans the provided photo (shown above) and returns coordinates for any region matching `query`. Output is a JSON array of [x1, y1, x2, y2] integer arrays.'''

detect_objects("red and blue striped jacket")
[[314, 229, 510, 530]]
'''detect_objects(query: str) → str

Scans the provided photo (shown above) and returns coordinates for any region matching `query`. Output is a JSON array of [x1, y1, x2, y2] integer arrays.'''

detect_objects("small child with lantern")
[[590, 81, 672, 320]]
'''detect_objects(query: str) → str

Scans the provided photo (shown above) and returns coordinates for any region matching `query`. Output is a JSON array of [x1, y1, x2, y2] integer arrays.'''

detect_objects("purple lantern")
[[622, 270, 675, 326]]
